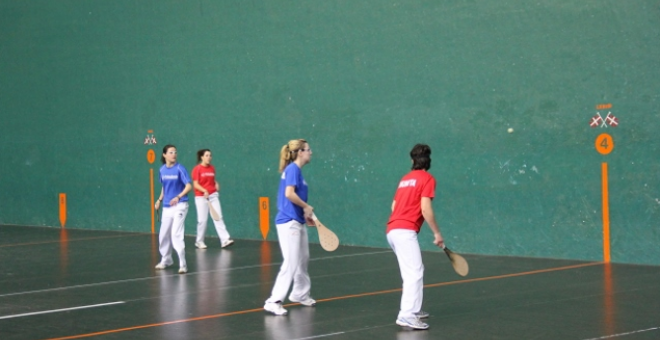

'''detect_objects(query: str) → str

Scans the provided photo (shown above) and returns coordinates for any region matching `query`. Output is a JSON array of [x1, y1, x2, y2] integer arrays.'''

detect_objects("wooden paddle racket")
[[443, 246, 469, 277], [208, 199, 221, 221], [311, 214, 339, 252]]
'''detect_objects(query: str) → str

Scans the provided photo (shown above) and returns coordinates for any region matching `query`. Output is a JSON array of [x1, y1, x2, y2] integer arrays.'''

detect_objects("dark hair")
[[196, 149, 211, 163], [161, 144, 176, 164], [410, 143, 431, 170]]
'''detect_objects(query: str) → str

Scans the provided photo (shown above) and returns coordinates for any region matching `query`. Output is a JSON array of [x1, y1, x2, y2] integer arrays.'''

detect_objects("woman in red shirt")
[[387, 144, 445, 330], [192, 149, 234, 249]]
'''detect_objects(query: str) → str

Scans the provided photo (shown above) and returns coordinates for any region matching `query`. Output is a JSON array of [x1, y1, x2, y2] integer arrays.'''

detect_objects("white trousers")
[[266, 220, 311, 303], [158, 202, 188, 267], [387, 229, 424, 319], [194, 193, 231, 244]]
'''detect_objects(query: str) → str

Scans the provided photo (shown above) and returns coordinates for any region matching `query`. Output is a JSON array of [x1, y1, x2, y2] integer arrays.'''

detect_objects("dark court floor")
[[1, 225, 659, 340]]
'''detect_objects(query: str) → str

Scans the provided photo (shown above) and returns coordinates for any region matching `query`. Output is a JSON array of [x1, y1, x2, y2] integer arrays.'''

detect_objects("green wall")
[[1, 0, 659, 265]]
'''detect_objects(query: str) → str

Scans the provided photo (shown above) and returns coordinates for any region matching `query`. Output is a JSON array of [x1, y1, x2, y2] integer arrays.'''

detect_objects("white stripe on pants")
[[266, 220, 311, 303], [387, 228, 424, 319], [194, 193, 231, 244], [158, 202, 188, 267]]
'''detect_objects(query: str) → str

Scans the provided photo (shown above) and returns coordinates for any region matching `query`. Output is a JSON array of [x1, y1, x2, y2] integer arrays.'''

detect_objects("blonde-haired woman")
[[264, 139, 316, 316]]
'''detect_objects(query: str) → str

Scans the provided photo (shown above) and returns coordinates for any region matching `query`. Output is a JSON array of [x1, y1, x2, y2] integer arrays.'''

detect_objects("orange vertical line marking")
[[602, 162, 610, 263], [59, 193, 67, 228], [603, 263, 615, 334], [150, 169, 155, 234], [260, 241, 272, 297], [259, 197, 269, 239], [59, 228, 69, 275]]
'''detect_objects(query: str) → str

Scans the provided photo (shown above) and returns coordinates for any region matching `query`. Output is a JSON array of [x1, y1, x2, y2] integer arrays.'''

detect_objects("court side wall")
[[1, 1, 658, 265]]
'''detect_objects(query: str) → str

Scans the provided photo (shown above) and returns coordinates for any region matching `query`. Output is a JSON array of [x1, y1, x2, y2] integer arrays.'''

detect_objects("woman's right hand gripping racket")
[[443, 246, 469, 277], [310, 214, 339, 252]]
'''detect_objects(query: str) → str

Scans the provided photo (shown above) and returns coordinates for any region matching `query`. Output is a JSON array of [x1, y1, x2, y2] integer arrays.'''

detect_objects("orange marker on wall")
[[259, 197, 270, 239], [601, 163, 610, 263], [59, 193, 67, 228]]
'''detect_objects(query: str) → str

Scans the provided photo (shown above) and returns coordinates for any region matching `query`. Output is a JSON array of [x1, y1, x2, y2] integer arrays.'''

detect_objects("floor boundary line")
[[0, 251, 392, 298], [0, 302, 125, 320], [0, 234, 143, 248], [581, 326, 660, 340], [43, 261, 602, 340]]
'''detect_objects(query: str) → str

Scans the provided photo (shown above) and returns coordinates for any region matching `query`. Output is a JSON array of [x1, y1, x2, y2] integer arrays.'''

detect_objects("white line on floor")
[[0, 301, 125, 320], [0, 250, 392, 298], [293, 332, 346, 340], [581, 326, 660, 340]]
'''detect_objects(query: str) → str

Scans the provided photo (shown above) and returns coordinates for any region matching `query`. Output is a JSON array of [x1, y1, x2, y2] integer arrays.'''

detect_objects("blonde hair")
[[279, 139, 307, 172]]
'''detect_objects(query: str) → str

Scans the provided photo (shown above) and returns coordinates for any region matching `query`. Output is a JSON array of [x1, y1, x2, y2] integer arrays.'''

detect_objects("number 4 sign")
[[595, 133, 614, 155]]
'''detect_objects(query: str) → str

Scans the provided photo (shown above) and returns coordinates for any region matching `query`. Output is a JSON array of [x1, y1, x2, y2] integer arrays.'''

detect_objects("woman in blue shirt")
[[264, 139, 316, 316], [154, 144, 192, 274]]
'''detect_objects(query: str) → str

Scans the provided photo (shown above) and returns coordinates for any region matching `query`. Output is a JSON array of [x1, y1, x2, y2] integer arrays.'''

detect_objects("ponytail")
[[278, 139, 307, 172]]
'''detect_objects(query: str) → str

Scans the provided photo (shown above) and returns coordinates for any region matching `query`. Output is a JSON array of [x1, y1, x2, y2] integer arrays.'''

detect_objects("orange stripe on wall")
[[59, 193, 67, 228], [150, 169, 155, 234], [602, 162, 610, 263], [259, 197, 269, 239]]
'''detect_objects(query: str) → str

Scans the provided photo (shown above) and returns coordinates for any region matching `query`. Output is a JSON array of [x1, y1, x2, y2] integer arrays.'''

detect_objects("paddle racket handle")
[[443, 246, 453, 259]]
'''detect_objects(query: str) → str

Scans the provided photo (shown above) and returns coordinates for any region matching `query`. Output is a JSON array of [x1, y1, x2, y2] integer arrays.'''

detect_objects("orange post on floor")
[[59, 193, 67, 228], [259, 197, 269, 239], [601, 162, 610, 263]]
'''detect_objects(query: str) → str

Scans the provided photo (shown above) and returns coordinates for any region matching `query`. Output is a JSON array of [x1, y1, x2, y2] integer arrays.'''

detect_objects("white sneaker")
[[195, 242, 207, 249], [264, 301, 288, 316], [178, 266, 187, 274], [289, 296, 316, 306], [155, 262, 170, 269], [396, 316, 429, 330], [415, 310, 430, 319], [221, 239, 235, 248]]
